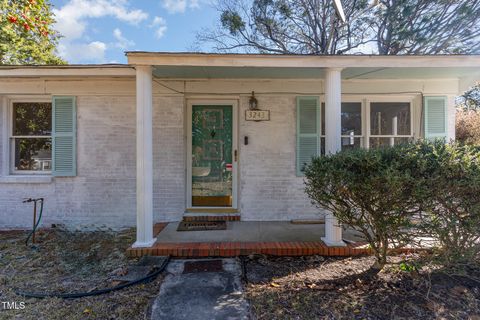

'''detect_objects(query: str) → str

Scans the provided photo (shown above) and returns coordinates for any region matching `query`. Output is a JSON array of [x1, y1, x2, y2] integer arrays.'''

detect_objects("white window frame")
[[365, 95, 415, 148], [6, 97, 52, 176], [312, 94, 417, 152]]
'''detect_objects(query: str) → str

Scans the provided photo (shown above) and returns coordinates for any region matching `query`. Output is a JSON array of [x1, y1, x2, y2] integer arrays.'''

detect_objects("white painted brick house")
[[0, 53, 479, 248]]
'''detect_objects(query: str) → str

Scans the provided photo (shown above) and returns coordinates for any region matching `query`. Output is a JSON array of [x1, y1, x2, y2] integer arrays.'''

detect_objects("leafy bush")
[[304, 145, 422, 270], [305, 140, 480, 270], [414, 141, 480, 265], [456, 108, 480, 145]]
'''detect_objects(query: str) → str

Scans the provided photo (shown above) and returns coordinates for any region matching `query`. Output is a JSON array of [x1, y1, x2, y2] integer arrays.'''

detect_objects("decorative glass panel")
[[370, 102, 410, 135], [13, 138, 52, 171], [192, 106, 233, 207], [13, 103, 52, 136]]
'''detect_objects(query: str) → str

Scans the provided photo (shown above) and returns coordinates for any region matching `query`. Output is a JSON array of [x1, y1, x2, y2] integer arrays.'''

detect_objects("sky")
[[49, 0, 219, 64]]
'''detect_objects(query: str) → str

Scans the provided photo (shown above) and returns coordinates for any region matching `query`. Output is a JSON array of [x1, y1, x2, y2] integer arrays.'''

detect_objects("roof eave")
[[126, 52, 480, 69]]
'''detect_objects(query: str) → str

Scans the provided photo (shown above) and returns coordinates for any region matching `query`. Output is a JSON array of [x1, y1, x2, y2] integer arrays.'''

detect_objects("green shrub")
[[414, 141, 480, 265], [304, 145, 422, 270]]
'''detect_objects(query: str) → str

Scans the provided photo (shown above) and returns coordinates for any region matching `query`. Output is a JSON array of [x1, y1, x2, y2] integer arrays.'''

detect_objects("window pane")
[[395, 137, 412, 145], [342, 137, 361, 150], [322, 102, 362, 136], [342, 102, 362, 135], [369, 137, 391, 148], [321, 103, 325, 136], [14, 138, 52, 171], [370, 102, 410, 135], [13, 103, 52, 136]]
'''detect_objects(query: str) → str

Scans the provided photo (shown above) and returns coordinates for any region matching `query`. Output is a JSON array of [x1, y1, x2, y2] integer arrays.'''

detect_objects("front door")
[[187, 101, 238, 208]]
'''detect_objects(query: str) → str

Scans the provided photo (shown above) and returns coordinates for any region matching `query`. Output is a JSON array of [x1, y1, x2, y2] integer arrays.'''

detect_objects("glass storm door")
[[191, 105, 234, 207]]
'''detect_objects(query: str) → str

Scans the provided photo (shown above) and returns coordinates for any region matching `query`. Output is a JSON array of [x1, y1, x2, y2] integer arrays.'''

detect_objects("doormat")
[[177, 220, 227, 231], [183, 260, 224, 273]]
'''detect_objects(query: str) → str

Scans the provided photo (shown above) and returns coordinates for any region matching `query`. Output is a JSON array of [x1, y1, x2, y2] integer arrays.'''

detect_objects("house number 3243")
[[245, 110, 270, 121]]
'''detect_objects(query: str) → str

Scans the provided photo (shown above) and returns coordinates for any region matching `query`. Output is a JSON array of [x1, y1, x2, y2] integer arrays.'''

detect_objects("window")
[[297, 96, 417, 176], [321, 102, 363, 152], [10, 102, 52, 173], [369, 102, 413, 148], [297, 99, 363, 175]]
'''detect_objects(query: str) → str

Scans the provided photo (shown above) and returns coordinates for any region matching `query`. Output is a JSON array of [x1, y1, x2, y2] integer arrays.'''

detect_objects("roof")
[[0, 53, 479, 91]]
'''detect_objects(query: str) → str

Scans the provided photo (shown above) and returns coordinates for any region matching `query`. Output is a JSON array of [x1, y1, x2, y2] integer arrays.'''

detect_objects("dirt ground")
[[1, 229, 480, 320], [243, 254, 480, 320], [0, 228, 162, 320]]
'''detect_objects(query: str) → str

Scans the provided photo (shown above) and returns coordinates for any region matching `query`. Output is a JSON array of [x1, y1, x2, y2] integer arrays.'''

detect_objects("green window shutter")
[[296, 96, 320, 176], [424, 96, 448, 140], [52, 96, 77, 176]]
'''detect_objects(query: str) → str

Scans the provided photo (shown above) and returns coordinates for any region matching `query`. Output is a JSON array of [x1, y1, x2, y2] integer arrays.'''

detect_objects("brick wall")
[[239, 95, 322, 220]]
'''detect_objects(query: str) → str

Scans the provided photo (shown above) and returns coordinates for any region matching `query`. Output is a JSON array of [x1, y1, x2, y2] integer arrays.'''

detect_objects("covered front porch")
[[128, 52, 480, 252], [127, 221, 371, 257]]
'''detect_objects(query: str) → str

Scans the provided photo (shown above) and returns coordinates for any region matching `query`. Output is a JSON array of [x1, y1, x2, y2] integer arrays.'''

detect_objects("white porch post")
[[322, 68, 346, 247], [133, 65, 155, 248]]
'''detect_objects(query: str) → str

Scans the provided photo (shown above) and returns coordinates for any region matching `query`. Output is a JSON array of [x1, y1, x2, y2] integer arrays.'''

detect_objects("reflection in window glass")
[[14, 138, 52, 171], [341, 102, 362, 135], [370, 102, 410, 135], [369, 137, 413, 148], [394, 137, 412, 145], [369, 137, 390, 148], [342, 137, 362, 150], [321, 102, 362, 136], [13, 103, 52, 136], [11, 102, 52, 172]]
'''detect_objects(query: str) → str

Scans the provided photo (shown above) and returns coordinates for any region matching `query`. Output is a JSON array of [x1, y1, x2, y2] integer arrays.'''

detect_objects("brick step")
[[126, 241, 375, 258]]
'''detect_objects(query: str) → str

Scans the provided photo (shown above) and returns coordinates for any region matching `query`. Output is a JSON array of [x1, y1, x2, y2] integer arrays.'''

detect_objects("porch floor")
[[127, 221, 379, 257]]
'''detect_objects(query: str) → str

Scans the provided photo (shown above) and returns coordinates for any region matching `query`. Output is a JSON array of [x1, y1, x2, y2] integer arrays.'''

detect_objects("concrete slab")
[[150, 259, 249, 320], [155, 221, 363, 243]]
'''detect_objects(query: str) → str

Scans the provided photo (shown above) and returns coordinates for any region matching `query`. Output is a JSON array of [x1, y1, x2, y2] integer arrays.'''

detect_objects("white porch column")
[[322, 68, 346, 247], [133, 65, 155, 248]]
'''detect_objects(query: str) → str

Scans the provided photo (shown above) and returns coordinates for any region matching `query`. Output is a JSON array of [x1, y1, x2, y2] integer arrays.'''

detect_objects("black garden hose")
[[15, 256, 170, 299]]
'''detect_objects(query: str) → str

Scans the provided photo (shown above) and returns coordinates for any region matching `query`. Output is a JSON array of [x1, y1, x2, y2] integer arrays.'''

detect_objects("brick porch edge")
[[126, 223, 422, 258]]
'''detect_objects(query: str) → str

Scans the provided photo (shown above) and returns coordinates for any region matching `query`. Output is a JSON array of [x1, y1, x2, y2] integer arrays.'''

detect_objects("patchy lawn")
[[244, 255, 480, 320], [0, 228, 162, 320], [2, 230, 480, 320]]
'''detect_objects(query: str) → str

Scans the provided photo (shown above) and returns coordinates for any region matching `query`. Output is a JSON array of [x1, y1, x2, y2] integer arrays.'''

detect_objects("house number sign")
[[245, 110, 270, 121]]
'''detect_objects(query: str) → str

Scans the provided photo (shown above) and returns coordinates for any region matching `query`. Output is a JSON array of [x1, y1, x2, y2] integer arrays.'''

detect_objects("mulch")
[[243, 254, 480, 319]]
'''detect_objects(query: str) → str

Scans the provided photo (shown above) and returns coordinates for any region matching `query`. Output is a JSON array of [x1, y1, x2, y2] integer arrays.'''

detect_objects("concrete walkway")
[[150, 259, 250, 320]]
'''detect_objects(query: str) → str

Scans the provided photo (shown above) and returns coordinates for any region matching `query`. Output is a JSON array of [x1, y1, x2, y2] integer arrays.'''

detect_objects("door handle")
[[234, 150, 238, 162]]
